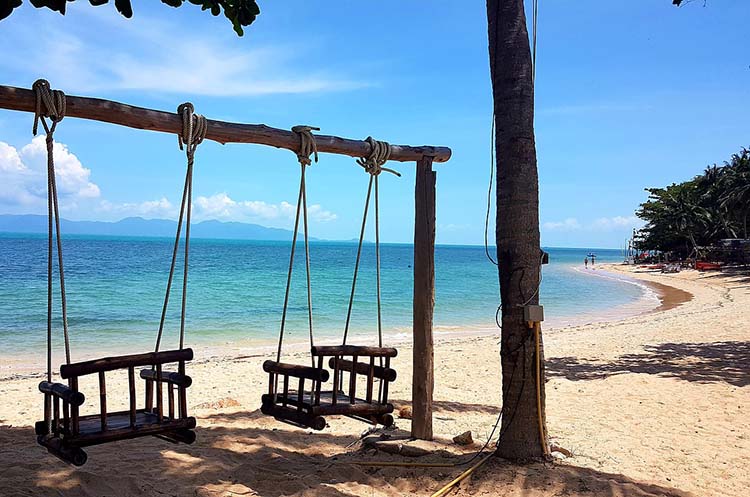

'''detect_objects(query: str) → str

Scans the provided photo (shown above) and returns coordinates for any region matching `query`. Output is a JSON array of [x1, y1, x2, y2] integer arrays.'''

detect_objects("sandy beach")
[[1, 264, 748, 497]]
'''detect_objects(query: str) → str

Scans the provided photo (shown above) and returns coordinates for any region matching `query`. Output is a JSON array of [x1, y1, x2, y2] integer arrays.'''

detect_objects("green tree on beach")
[[636, 148, 750, 256]]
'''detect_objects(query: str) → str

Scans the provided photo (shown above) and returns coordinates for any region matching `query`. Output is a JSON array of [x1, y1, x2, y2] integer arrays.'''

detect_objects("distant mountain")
[[0, 214, 314, 241]]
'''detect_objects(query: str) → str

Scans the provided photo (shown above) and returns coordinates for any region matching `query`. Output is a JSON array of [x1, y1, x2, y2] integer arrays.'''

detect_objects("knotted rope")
[[343, 137, 400, 348], [276, 126, 319, 365], [291, 125, 319, 166], [356, 136, 401, 178], [32, 80, 71, 388], [155, 103, 206, 352]]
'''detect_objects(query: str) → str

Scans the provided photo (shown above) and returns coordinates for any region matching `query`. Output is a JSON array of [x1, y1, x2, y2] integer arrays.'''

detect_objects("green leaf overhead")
[[0, 0, 260, 35]]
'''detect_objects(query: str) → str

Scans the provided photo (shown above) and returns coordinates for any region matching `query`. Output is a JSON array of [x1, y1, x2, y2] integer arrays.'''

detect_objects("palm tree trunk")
[[487, 0, 547, 460]]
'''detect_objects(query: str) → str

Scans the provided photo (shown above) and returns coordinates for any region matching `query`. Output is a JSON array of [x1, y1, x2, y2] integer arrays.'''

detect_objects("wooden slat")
[[263, 360, 329, 382], [145, 378, 154, 412], [60, 348, 193, 379], [366, 357, 375, 403], [156, 364, 163, 423], [0, 85, 452, 163], [98, 371, 107, 431], [69, 377, 80, 435], [332, 357, 339, 405], [140, 369, 192, 388], [312, 345, 398, 358], [297, 378, 304, 412], [128, 367, 136, 428], [282, 375, 289, 407], [315, 356, 324, 406], [327, 357, 397, 382], [62, 410, 196, 447], [382, 357, 392, 404], [348, 355, 357, 404], [53, 397, 60, 436], [168, 385, 175, 420], [178, 360, 188, 419]]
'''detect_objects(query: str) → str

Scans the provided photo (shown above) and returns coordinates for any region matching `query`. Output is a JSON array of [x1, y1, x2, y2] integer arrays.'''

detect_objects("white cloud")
[[591, 215, 642, 230], [539, 102, 652, 116], [194, 192, 336, 223], [4, 11, 367, 97], [543, 218, 582, 231], [98, 197, 177, 218], [543, 216, 642, 232], [0, 137, 100, 208]]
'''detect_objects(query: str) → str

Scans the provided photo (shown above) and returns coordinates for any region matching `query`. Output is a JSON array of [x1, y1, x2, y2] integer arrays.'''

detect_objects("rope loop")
[[291, 125, 320, 167], [357, 136, 401, 177], [177, 102, 207, 156], [32, 79, 66, 136]]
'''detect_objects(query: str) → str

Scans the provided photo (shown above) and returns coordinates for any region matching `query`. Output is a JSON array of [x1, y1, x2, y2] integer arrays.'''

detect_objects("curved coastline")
[[0, 263, 696, 380]]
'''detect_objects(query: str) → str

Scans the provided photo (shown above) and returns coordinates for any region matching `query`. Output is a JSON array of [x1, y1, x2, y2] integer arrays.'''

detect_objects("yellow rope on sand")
[[430, 452, 494, 497]]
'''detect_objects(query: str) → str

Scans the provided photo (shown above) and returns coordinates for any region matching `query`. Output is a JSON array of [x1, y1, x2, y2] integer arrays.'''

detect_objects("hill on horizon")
[[0, 214, 318, 241]]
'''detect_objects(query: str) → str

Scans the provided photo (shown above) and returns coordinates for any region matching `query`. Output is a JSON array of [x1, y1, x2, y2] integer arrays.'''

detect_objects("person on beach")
[[584, 257, 589, 268]]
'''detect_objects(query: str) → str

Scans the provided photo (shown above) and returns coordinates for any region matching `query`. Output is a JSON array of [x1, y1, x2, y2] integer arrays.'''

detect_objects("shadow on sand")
[[0, 408, 694, 497], [546, 341, 750, 387]]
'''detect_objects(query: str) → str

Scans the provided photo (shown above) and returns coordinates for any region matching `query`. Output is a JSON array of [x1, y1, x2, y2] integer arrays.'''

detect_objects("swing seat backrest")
[[36, 348, 195, 465]]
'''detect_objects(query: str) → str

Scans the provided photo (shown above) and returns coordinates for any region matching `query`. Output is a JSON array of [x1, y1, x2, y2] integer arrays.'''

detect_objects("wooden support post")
[[412, 155, 436, 440]]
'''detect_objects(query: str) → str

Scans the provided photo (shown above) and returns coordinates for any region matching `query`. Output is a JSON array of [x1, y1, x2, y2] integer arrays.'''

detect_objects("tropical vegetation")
[[636, 147, 750, 256]]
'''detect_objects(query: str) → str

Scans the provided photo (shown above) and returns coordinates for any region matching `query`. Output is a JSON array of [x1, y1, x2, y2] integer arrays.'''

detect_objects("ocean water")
[[0, 234, 653, 358]]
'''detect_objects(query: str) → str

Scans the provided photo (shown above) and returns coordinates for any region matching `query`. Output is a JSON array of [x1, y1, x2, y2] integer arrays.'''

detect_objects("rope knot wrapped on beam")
[[32, 79, 66, 136], [177, 102, 207, 157], [357, 136, 401, 177], [291, 125, 320, 167]]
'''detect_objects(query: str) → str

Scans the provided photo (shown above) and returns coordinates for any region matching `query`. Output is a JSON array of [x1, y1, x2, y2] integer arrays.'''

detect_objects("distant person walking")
[[584, 257, 589, 268]]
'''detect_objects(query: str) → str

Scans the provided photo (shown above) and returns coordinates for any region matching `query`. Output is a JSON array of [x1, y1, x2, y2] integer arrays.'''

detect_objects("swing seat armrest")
[[38, 381, 85, 407], [263, 360, 329, 382], [140, 369, 193, 388]]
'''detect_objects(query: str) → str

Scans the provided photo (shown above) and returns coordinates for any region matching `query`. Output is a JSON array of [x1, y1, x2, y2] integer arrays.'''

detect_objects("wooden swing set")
[[0, 80, 451, 465]]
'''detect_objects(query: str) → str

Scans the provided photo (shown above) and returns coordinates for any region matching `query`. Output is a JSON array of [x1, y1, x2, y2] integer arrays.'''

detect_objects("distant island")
[[0, 214, 322, 241]]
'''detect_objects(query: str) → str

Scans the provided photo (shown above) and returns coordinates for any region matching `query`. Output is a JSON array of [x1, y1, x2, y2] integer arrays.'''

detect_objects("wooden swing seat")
[[35, 348, 196, 466], [262, 345, 397, 430]]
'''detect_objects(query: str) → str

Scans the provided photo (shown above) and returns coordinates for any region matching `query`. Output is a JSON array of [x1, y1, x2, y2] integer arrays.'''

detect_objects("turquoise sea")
[[0, 234, 654, 358]]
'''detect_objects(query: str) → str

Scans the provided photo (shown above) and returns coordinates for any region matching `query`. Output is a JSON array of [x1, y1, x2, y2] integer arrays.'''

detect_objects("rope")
[[32, 79, 71, 376], [343, 137, 400, 346], [276, 126, 318, 365], [155, 103, 206, 352]]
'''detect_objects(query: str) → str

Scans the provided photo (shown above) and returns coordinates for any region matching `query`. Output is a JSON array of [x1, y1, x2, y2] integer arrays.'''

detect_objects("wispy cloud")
[[543, 216, 642, 232], [2, 8, 368, 97], [543, 218, 582, 231], [194, 192, 337, 223], [538, 102, 652, 116]]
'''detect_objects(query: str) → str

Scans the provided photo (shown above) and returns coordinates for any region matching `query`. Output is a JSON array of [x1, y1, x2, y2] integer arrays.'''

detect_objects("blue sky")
[[0, 1, 748, 249]]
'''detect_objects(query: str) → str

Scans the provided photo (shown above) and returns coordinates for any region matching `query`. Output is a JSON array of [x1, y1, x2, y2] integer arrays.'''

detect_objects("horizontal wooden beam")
[[0, 85, 452, 163]]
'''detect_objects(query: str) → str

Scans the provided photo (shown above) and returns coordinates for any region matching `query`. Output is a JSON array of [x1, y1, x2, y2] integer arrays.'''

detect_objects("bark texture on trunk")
[[487, 0, 548, 460]]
